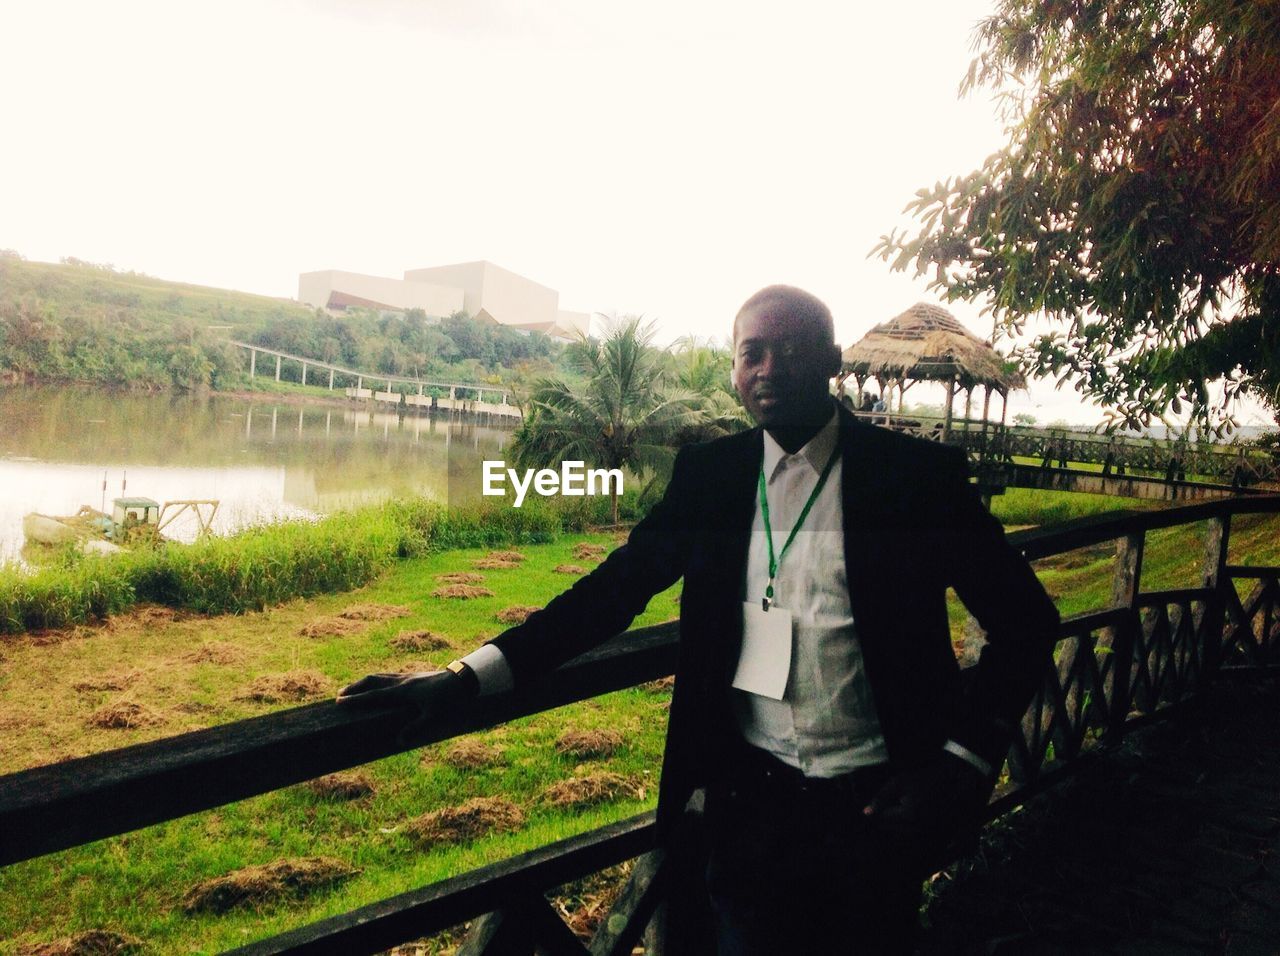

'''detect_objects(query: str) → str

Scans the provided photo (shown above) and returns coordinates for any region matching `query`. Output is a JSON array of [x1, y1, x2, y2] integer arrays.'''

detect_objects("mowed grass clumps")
[[298, 616, 365, 638], [87, 700, 166, 730], [181, 641, 245, 664], [495, 605, 540, 625], [390, 630, 454, 651], [298, 602, 411, 638], [15, 929, 146, 955], [438, 738, 506, 769], [432, 584, 495, 599], [182, 857, 360, 914], [404, 797, 525, 848], [541, 773, 642, 809], [306, 772, 376, 801], [236, 671, 331, 703], [484, 551, 526, 564], [72, 668, 142, 692], [556, 728, 624, 759], [472, 557, 520, 570]]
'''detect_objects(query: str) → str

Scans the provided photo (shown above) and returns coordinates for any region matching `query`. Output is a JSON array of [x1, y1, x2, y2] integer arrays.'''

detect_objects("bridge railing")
[[979, 427, 1280, 487], [844, 407, 1280, 487], [4, 499, 1280, 954]]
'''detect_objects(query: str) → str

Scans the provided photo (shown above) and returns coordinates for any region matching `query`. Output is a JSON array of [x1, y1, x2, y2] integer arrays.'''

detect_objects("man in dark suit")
[[340, 285, 1060, 954]]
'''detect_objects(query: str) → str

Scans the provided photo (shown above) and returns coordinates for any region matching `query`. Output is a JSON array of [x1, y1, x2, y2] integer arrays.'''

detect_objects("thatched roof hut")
[[839, 302, 1024, 436], [841, 302, 1023, 393]]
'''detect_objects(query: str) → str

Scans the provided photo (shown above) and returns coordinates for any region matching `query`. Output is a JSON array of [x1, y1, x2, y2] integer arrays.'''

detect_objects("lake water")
[[0, 386, 515, 565]]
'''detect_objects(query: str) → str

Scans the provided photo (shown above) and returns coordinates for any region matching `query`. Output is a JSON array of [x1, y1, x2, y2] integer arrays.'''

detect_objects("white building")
[[298, 260, 591, 341]]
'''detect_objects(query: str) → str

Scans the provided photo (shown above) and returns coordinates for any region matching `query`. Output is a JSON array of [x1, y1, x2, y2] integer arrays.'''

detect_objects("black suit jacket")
[[491, 405, 1060, 823]]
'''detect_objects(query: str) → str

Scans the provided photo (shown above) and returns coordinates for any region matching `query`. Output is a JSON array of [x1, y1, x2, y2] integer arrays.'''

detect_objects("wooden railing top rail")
[[847, 408, 1273, 457], [1007, 494, 1280, 559]]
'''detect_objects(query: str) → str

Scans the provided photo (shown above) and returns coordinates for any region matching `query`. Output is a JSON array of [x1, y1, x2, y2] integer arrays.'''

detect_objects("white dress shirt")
[[736, 410, 889, 776]]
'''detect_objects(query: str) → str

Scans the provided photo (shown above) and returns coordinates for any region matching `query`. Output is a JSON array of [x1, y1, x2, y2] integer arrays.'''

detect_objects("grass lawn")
[[0, 531, 677, 955], [988, 485, 1158, 528]]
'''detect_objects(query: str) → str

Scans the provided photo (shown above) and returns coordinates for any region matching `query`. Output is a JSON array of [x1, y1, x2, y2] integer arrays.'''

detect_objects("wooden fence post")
[[1201, 514, 1232, 678], [588, 849, 667, 956], [1106, 532, 1144, 740]]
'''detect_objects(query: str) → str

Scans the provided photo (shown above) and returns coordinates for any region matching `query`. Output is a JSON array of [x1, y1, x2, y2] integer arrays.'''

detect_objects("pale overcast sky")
[[1, 0, 1267, 427]]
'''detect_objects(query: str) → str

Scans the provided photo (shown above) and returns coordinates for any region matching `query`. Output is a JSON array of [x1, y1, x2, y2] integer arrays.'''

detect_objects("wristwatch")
[[445, 659, 479, 693]]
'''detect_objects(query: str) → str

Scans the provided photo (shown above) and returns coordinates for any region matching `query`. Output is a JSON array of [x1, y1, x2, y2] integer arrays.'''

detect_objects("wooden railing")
[[974, 426, 1280, 488], [4, 499, 1280, 953], [845, 408, 1280, 490]]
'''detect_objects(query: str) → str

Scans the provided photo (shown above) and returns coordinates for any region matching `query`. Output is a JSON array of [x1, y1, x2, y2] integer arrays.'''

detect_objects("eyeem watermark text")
[[482, 461, 623, 508]]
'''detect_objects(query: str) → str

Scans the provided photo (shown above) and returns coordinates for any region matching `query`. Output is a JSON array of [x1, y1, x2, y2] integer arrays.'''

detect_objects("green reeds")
[[0, 495, 613, 635], [0, 554, 138, 632]]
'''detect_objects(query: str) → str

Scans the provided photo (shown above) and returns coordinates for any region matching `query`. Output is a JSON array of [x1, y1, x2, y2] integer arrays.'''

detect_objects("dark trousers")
[[704, 750, 925, 956]]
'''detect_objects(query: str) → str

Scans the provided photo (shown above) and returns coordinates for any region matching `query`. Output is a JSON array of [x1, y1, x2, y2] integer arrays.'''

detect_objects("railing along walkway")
[[4, 499, 1280, 953], [850, 409, 1280, 498]]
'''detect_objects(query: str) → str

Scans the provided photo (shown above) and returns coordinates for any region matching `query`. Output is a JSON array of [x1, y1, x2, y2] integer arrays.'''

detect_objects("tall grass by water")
[[0, 492, 646, 635]]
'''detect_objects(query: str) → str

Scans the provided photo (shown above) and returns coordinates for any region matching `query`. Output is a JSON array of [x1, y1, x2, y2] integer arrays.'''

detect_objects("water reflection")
[[0, 386, 514, 564]]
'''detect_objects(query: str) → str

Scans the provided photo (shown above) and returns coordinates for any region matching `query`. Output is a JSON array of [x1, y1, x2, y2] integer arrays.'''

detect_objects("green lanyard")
[[757, 442, 841, 611]]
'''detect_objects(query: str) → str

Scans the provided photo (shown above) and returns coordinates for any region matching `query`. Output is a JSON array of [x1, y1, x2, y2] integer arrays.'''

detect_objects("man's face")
[[732, 300, 840, 429]]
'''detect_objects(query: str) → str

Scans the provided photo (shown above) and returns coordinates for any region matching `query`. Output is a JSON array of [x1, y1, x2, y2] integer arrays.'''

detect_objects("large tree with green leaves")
[[510, 317, 722, 524], [875, 0, 1280, 431]]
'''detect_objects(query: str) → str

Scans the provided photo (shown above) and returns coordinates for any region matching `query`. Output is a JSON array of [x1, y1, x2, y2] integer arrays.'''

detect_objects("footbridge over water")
[[228, 340, 522, 419], [4, 498, 1280, 953]]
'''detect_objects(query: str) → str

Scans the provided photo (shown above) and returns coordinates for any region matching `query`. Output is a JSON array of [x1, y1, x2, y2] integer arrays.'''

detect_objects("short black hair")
[[733, 285, 835, 344]]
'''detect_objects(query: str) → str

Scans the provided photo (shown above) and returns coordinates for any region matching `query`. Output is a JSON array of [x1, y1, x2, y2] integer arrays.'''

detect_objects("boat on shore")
[[23, 507, 122, 554], [22, 497, 219, 555]]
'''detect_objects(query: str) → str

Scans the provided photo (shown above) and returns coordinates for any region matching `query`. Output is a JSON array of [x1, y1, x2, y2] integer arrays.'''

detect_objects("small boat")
[[23, 497, 220, 554], [23, 507, 123, 554], [23, 512, 87, 546]]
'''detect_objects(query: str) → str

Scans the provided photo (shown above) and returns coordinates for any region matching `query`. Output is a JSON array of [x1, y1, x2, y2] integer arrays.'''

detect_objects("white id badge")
[[731, 601, 792, 700]]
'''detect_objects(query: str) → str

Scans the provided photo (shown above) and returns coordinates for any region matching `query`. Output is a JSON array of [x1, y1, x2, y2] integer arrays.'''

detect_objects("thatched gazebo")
[[839, 302, 1024, 439]]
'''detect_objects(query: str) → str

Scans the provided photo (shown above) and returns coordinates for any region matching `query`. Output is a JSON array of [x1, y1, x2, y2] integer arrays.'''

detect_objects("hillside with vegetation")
[[0, 255, 563, 393]]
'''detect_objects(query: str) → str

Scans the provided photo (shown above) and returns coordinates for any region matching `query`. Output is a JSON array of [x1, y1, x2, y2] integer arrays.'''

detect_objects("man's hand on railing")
[[336, 665, 480, 743]]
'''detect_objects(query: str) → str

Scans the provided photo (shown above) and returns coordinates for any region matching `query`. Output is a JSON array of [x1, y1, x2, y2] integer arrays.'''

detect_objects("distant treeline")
[[0, 256, 564, 392]]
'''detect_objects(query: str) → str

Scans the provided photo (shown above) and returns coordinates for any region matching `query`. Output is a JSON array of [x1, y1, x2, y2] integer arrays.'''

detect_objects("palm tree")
[[667, 335, 753, 438], [510, 316, 717, 524]]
